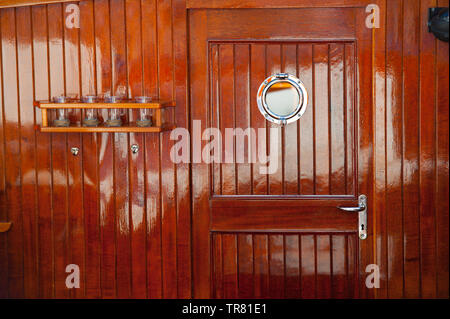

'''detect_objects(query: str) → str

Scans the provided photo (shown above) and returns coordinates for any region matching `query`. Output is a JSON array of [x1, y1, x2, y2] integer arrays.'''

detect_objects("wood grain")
[[209, 41, 356, 197], [0, 0, 447, 299], [1, 7, 25, 299], [212, 232, 358, 298], [0, 0, 76, 8], [190, 6, 374, 299]]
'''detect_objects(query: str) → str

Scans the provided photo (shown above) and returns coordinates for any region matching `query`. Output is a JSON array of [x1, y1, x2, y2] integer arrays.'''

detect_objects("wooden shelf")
[[0, 222, 11, 233], [0, 0, 75, 9], [34, 99, 175, 133], [34, 100, 175, 109], [37, 123, 175, 133]]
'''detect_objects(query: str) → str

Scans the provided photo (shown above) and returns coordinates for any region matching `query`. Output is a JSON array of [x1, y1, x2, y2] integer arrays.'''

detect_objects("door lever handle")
[[337, 195, 367, 240], [338, 204, 365, 212]]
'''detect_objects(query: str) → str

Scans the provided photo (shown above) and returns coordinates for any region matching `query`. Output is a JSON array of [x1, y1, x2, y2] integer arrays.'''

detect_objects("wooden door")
[[189, 7, 374, 298]]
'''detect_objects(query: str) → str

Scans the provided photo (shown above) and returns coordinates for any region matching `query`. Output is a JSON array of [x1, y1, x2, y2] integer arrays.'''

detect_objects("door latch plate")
[[358, 195, 367, 240]]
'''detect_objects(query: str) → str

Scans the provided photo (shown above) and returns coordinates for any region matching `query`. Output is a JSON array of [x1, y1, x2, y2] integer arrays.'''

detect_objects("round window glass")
[[257, 73, 308, 125], [265, 81, 300, 117]]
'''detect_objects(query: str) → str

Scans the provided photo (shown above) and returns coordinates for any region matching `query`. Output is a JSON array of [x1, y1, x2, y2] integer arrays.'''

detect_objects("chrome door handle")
[[338, 195, 367, 240], [338, 205, 365, 212]]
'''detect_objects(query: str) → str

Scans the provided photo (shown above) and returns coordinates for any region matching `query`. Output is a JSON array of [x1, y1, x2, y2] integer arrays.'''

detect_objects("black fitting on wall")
[[428, 7, 449, 42]]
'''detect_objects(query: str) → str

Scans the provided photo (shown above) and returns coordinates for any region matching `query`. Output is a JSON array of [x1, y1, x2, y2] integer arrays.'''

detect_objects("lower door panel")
[[212, 232, 358, 298]]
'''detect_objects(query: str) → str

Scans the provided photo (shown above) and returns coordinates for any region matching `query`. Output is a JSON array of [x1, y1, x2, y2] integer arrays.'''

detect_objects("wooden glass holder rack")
[[34, 100, 175, 133]]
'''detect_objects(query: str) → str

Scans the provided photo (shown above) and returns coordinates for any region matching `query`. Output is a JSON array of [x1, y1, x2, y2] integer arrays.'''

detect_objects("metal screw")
[[71, 147, 79, 156], [131, 144, 139, 154]]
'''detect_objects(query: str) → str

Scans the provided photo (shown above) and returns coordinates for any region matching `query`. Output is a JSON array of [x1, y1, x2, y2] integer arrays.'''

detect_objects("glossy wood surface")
[[38, 124, 175, 133], [212, 232, 358, 298], [209, 41, 356, 196], [0, 0, 75, 8], [372, 0, 449, 299], [0, 0, 189, 298], [190, 7, 373, 298], [0, 0, 448, 299], [35, 101, 175, 109]]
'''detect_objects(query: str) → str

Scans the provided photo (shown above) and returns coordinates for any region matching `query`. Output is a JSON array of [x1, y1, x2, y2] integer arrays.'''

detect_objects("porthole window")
[[257, 73, 308, 125]]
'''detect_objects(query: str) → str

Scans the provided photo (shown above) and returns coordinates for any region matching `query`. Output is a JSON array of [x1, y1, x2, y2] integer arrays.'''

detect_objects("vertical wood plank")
[[158, 0, 177, 299], [190, 9, 210, 298], [284, 234, 300, 298], [331, 234, 346, 298], [67, 136, 84, 300], [268, 234, 284, 298], [313, 44, 330, 195], [212, 233, 223, 298], [253, 234, 269, 298], [113, 132, 131, 299], [141, 0, 162, 299], [16, 6, 38, 298], [237, 233, 253, 298], [385, 0, 404, 298], [300, 234, 315, 298], [436, 0, 449, 299], [297, 44, 314, 195], [0, 5, 7, 298], [418, 0, 438, 299], [222, 234, 238, 298], [316, 234, 331, 298], [94, 0, 115, 298], [344, 44, 355, 197], [173, 0, 191, 298], [31, 4, 53, 298], [373, 0, 387, 298], [355, 8, 373, 299], [219, 44, 235, 195], [145, 133, 162, 298], [347, 234, 357, 298], [210, 43, 221, 195], [63, 1, 84, 298], [250, 44, 267, 195], [329, 43, 345, 195], [79, 0, 100, 298], [266, 44, 282, 195], [48, 3, 69, 299], [110, 0, 131, 299], [402, 0, 421, 298], [1, 7, 24, 298], [125, 0, 147, 299], [282, 44, 298, 195], [234, 44, 251, 195]]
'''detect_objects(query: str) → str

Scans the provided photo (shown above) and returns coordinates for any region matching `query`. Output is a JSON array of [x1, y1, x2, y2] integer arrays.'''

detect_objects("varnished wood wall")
[[0, 0, 448, 298], [0, 0, 190, 298], [373, 0, 449, 298]]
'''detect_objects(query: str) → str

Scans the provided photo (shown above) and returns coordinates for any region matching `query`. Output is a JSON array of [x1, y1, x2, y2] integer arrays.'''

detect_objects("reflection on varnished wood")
[[0, 0, 189, 299], [0, 0, 447, 300], [210, 41, 356, 196], [212, 232, 358, 298]]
